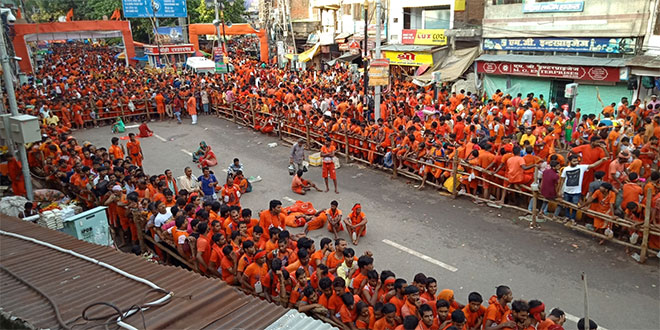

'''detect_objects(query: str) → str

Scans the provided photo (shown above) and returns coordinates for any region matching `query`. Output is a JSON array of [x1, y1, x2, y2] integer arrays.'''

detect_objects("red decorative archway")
[[12, 20, 136, 74], [188, 23, 268, 62]]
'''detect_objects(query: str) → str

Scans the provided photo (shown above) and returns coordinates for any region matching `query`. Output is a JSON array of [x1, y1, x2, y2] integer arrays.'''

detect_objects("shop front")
[[476, 54, 631, 115], [144, 44, 196, 68], [381, 44, 448, 78]]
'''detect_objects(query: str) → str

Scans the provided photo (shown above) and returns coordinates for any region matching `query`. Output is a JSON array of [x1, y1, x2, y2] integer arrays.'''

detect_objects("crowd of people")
[[5, 41, 660, 330]]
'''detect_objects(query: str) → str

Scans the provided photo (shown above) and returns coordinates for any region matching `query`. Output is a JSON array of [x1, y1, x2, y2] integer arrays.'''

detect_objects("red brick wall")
[[290, 0, 311, 20], [454, 0, 485, 28]]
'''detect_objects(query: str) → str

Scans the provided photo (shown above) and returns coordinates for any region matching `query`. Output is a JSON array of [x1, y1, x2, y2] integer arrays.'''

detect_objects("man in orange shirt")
[[126, 133, 143, 168], [374, 303, 398, 330], [241, 250, 268, 296], [484, 286, 514, 330], [321, 138, 339, 193], [259, 200, 286, 239], [109, 137, 125, 160], [462, 292, 486, 330]]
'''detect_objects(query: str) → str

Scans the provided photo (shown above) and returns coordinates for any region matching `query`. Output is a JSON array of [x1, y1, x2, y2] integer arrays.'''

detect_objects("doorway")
[[550, 80, 572, 108]]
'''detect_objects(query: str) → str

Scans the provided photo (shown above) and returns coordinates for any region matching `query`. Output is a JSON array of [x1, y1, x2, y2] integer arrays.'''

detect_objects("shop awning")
[[326, 53, 360, 66], [476, 54, 626, 67], [414, 46, 480, 83], [625, 55, 660, 76], [380, 44, 438, 52], [285, 43, 321, 62], [131, 55, 149, 62]]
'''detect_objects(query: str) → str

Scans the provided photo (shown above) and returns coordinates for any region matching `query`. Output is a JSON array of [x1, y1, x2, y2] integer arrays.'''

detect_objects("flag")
[[65, 8, 73, 21], [110, 8, 121, 20]]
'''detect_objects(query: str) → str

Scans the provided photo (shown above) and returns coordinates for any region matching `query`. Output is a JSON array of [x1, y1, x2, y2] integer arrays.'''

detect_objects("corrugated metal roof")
[[0, 215, 294, 330], [476, 54, 627, 67], [265, 310, 339, 330], [626, 55, 660, 69]]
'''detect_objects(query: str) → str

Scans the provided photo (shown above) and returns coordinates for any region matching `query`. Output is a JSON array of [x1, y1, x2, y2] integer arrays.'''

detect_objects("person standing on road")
[[198, 166, 218, 203], [187, 93, 198, 125], [321, 138, 339, 194], [126, 133, 143, 168], [290, 138, 306, 173], [201, 88, 210, 115]]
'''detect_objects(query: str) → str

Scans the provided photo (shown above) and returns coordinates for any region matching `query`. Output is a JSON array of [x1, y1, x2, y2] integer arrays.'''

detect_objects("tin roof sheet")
[[0, 215, 290, 330], [476, 54, 627, 67]]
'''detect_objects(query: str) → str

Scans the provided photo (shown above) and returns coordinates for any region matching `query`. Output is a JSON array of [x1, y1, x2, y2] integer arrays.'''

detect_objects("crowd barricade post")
[[132, 211, 147, 254], [531, 167, 539, 228], [230, 102, 236, 123], [451, 149, 459, 199], [640, 188, 653, 263], [144, 98, 151, 121], [249, 98, 256, 128], [305, 122, 311, 149], [120, 102, 126, 122], [344, 128, 350, 163]]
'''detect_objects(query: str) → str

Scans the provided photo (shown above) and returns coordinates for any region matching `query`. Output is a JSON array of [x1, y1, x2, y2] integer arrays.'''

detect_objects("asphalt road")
[[74, 116, 660, 330]]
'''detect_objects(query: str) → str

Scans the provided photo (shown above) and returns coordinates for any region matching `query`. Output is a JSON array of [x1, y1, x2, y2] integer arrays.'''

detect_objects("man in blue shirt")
[[198, 167, 218, 203]]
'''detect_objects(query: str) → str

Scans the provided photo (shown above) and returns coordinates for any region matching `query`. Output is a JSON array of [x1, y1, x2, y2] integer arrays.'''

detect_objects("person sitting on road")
[[291, 170, 322, 195]]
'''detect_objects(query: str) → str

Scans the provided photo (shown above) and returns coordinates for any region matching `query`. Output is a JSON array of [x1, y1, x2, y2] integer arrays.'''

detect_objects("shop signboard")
[[368, 59, 390, 86], [476, 61, 621, 82], [144, 44, 194, 55], [122, 0, 188, 18], [483, 37, 636, 54], [383, 51, 433, 66], [523, 1, 583, 13], [401, 29, 447, 46]]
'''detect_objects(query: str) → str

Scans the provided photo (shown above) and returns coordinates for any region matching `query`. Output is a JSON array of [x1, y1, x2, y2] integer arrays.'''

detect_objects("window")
[[422, 9, 450, 29], [403, 7, 410, 29]]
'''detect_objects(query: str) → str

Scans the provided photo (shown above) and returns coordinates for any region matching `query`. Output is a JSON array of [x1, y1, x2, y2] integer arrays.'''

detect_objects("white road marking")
[[124, 124, 140, 129], [283, 196, 297, 203], [382, 239, 458, 272], [153, 134, 167, 142], [564, 312, 609, 330], [180, 149, 193, 156]]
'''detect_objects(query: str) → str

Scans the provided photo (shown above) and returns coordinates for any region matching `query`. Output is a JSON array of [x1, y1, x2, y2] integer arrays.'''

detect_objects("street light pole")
[[363, 0, 368, 107], [374, 0, 381, 120], [0, 19, 33, 200]]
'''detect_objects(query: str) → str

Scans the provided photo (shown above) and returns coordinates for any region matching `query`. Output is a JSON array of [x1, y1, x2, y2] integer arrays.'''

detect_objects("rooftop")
[[0, 215, 333, 329]]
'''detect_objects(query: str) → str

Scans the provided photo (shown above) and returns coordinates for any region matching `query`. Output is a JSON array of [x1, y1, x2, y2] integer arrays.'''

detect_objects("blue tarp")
[[131, 56, 148, 62]]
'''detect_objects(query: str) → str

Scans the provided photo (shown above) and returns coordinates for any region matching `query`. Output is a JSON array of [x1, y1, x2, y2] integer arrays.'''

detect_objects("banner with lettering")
[[401, 29, 447, 46], [483, 37, 636, 54], [383, 51, 433, 66]]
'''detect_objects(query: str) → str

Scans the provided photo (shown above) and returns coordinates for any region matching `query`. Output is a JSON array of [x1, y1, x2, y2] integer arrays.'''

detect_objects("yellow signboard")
[[383, 51, 433, 66], [401, 29, 447, 46]]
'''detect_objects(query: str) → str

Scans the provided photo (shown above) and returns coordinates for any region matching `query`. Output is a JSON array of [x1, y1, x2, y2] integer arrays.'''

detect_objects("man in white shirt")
[[555, 154, 605, 220], [178, 166, 200, 193]]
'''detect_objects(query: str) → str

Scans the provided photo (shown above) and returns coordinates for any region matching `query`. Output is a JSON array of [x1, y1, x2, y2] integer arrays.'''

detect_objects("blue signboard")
[[523, 1, 584, 13], [122, 0, 188, 18], [483, 37, 636, 54]]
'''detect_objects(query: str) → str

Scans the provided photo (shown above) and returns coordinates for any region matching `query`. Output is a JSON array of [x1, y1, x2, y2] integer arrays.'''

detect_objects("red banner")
[[476, 61, 621, 82], [144, 44, 195, 55]]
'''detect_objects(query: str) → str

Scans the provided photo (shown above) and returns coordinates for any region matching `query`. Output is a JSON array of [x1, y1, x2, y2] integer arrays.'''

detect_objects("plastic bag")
[[288, 164, 295, 175]]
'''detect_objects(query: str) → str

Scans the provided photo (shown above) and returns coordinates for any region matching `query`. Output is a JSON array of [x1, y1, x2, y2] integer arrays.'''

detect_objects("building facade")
[[477, 0, 656, 115]]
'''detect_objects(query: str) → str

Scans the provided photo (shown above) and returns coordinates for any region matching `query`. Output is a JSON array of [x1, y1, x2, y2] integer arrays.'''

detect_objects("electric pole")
[[374, 0, 381, 120]]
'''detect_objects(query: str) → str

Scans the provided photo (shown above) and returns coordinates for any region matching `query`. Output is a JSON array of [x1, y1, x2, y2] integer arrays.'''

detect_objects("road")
[[73, 116, 660, 330]]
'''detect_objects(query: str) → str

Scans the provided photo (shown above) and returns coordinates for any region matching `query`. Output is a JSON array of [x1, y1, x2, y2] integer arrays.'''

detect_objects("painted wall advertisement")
[[384, 51, 433, 66], [483, 37, 636, 54], [401, 29, 447, 46], [477, 61, 621, 82], [523, 1, 584, 13]]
